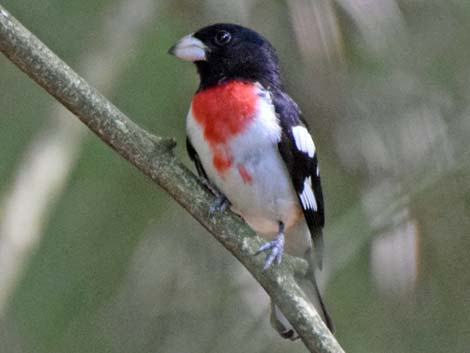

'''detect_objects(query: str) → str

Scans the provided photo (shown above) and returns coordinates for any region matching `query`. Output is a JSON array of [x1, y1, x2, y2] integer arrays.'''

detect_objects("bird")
[[168, 23, 333, 339]]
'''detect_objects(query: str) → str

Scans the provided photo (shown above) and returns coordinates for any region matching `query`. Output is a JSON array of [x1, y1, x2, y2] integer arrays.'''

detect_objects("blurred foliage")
[[1, 1, 470, 353]]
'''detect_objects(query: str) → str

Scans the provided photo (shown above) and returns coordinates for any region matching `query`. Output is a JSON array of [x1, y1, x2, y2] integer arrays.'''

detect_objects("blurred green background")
[[1, 1, 469, 352]]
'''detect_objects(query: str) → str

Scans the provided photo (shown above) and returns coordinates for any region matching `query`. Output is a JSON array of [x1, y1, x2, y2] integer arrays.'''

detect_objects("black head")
[[169, 23, 282, 90]]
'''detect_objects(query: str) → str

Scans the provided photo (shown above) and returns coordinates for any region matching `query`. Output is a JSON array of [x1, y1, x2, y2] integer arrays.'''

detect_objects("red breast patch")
[[192, 81, 258, 174]]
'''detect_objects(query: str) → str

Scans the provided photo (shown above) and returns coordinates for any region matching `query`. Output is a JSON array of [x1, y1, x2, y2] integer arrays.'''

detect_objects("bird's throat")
[[192, 80, 258, 173]]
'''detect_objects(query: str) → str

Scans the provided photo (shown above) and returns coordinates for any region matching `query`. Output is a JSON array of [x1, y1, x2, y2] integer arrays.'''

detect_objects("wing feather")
[[273, 91, 325, 268], [186, 137, 208, 180]]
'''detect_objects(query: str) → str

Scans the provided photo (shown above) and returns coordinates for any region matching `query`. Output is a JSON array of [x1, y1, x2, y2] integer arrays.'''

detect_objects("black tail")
[[301, 271, 335, 332], [302, 246, 334, 332], [270, 270, 334, 340], [270, 237, 334, 338]]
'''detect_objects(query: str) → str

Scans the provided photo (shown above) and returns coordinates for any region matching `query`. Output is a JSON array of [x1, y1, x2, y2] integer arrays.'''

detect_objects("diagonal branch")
[[0, 6, 345, 353]]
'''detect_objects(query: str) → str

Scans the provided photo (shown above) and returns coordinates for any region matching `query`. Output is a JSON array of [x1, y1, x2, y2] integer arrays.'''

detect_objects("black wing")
[[273, 91, 325, 269], [186, 137, 209, 180]]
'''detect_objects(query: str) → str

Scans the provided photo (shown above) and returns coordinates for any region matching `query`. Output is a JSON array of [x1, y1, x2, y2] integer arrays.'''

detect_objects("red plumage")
[[192, 80, 257, 174]]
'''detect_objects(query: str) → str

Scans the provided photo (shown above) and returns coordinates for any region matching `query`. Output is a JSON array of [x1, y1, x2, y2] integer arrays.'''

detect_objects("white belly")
[[187, 99, 301, 235]]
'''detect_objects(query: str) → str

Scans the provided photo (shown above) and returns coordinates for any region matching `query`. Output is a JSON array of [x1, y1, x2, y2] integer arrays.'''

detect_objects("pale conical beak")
[[168, 34, 208, 62]]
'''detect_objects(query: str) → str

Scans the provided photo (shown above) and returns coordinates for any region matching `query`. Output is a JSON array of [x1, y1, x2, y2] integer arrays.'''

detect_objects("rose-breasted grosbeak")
[[169, 23, 333, 338]]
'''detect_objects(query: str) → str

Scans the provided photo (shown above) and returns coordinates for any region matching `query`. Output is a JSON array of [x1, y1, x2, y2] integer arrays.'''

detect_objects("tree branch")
[[0, 6, 345, 353]]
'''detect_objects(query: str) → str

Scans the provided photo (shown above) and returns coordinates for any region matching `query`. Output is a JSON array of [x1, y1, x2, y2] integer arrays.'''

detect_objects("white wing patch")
[[291, 125, 315, 157], [299, 176, 318, 211]]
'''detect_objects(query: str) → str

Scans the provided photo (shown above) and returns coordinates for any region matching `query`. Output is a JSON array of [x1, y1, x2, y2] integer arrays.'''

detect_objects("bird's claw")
[[257, 233, 285, 270], [209, 195, 230, 214]]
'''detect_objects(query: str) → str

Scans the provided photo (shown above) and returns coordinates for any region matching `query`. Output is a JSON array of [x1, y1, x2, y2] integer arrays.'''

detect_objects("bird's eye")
[[214, 30, 232, 46]]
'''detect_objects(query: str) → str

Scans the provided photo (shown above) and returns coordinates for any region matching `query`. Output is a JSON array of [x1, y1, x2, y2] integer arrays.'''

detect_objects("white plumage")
[[186, 86, 303, 236], [291, 125, 315, 158], [299, 177, 318, 211]]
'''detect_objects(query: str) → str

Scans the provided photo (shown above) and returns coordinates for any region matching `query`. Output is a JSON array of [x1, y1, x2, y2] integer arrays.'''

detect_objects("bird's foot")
[[209, 195, 230, 214], [257, 223, 285, 269]]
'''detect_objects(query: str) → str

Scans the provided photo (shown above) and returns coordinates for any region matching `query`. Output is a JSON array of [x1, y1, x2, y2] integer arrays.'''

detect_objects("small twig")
[[0, 6, 345, 353]]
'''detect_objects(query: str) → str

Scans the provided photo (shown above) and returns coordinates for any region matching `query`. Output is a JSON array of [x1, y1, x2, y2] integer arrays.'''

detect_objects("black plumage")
[[186, 137, 208, 180], [273, 90, 325, 268], [193, 23, 281, 91]]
